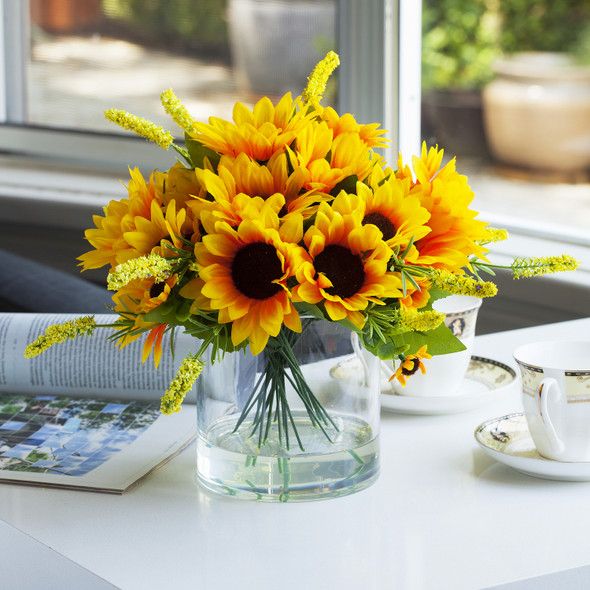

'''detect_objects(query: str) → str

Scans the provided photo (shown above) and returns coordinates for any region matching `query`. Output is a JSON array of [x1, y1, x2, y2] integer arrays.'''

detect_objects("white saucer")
[[379, 356, 516, 415], [475, 413, 590, 482]]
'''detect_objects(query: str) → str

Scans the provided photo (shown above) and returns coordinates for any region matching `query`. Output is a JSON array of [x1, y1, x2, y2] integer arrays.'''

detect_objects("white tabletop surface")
[[2, 318, 590, 590]]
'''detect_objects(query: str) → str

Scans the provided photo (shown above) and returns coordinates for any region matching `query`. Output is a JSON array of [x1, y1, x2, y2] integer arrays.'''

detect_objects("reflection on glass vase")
[[195, 318, 380, 502]]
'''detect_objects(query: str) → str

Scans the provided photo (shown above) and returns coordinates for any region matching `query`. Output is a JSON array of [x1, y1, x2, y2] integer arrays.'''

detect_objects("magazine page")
[[0, 313, 200, 493], [0, 389, 195, 493], [0, 313, 200, 401]]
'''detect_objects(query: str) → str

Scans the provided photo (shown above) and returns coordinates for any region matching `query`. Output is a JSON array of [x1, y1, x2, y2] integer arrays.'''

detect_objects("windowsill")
[[1, 154, 589, 289], [0, 154, 123, 230]]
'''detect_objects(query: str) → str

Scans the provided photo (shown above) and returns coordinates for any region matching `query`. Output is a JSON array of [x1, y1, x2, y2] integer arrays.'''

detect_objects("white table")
[[1, 318, 590, 590]]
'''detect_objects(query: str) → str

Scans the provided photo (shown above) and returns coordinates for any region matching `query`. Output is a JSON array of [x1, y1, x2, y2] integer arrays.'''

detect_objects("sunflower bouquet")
[[26, 52, 578, 449]]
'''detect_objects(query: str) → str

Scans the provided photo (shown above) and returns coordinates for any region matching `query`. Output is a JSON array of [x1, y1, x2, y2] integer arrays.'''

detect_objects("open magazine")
[[0, 313, 199, 494]]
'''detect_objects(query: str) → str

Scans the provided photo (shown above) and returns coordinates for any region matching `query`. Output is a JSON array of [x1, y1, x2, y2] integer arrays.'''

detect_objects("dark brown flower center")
[[313, 244, 365, 299], [149, 282, 166, 298], [232, 242, 283, 300], [362, 211, 396, 241], [401, 358, 420, 376]]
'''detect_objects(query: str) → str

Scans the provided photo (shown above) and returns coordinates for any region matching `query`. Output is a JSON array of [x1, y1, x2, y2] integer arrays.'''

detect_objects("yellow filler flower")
[[24, 316, 97, 358], [302, 50, 340, 105], [104, 109, 174, 149], [160, 89, 197, 133], [161, 354, 205, 415]]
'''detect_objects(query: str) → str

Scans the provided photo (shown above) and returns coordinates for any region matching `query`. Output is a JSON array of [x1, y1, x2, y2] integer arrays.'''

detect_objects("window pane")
[[420, 1, 590, 235], [28, 0, 337, 137]]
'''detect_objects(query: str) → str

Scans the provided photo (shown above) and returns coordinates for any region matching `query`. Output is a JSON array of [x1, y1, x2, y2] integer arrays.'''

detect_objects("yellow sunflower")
[[297, 132, 379, 194], [216, 152, 326, 219], [155, 163, 204, 247], [398, 276, 431, 311], [395, 143, 444, 185], [125, 197, 191, 260], [78, 168, 167, 270], [110, 274, 177, 366], [396, 144, 489, 273], [187, 166, 286, 236], [190, 212, 305, 354], [160, 163, 202, 204], [389, 345, 431, 386], [343, 172, 432, 250], [293, 203, 402, 328], [316, 106, 389, 149], [78, 198, 131, 270], [188, 93, 313, 162]]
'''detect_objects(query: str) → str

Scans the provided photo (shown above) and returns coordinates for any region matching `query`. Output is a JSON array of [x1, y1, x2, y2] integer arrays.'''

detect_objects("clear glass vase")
[[195, 318, 380, 502]]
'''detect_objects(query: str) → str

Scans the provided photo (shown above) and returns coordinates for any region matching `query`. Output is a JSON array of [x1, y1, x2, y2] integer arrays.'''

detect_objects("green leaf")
[[423, 288, 451, 309], [174, 299, 193, 323], [293, 302, 328, 321], [395, 323, 466, 356], [364, 340, 409, 360], [329, 174, 358, 197], [184, 134, 221, 169], [141, 298, 182, 324]]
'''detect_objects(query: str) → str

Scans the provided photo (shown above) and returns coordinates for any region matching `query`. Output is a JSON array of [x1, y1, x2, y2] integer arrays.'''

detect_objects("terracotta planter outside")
[[30, 0, 102, 33]]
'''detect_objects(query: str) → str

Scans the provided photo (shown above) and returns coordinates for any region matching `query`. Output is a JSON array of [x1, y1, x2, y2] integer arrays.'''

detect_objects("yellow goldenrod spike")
[[160, 354, 205, 414], [511, 255, 580, 279], [302, 51, 340, 105], [478, 227, 509, 244], [430, 269, 498, 298], [396, 308, 446, 332], [104, 109, 174, 149], [107, 253, 173, 291], [160, 89, 197, 134], [24, 316, 97, 358]]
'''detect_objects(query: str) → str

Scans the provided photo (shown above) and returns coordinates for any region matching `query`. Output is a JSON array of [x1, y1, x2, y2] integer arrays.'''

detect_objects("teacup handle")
[[538, 377, 566, 455]]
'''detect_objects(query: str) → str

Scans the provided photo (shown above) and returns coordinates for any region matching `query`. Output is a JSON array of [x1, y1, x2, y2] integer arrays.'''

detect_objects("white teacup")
[[514, 341, 590, 462], [389, 295, 482, 397]]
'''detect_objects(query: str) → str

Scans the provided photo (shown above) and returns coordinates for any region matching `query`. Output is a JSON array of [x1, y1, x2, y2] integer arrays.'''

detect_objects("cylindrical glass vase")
[[195, 319, 380, 502]]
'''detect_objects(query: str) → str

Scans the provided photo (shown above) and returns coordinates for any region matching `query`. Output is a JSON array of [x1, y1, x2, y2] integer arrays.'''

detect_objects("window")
[[420, 0, 590, 265], [1, 0, 412, 171], [2, 0, 339, 171], [1, 0, 588, 290], [0, 0, 416, 282]]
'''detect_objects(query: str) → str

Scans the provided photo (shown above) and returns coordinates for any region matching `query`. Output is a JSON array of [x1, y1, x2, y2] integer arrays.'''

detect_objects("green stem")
[[232, 319, 339, 451]]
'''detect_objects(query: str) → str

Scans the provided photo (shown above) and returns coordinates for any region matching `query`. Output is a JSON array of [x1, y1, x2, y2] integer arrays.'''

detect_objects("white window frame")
[[0, 0, 419, 171], [0, 0, 177, 172], [0, 0, 588, 286]]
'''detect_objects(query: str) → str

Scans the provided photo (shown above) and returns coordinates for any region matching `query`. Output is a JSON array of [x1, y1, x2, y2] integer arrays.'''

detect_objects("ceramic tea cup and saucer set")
[[475, 341, 590, 481], [379, 295, 517, 415]]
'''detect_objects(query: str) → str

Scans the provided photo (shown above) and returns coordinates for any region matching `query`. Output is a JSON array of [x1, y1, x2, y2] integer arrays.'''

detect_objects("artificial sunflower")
[[188, 172, 297, 241], [398, 277, 432, 311], [191, 212, 305, 354], [110, 274, 178, 366], [293, 202, 403, 328], [78, 168, 176, 270], [300, 131, 379, 194], [112, 275, 178, 318], [78, 168, 165, 270], [389, 345, 432, 386], [189, 93, 313, 162], [317, 106, 389, 149], [397, 144, 489, 273], [354, 172, 431, 250]]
